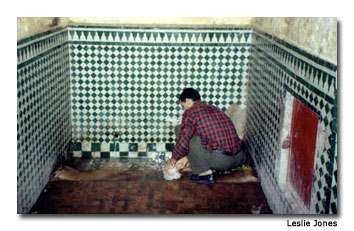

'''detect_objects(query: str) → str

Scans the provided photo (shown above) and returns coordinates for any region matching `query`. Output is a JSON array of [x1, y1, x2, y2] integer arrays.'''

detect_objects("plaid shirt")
[[172, 100, 242, 160]]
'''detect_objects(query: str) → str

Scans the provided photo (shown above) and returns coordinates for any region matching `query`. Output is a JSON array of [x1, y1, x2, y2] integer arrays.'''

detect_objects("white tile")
[[147, 152, 158, 158], [92, 152, 100, 158], [110, 152, 118, 158], [129, 152, 138, 158], [156, 142, 166, 152], [119, 143, 129, 152], [73, 151, 82, 158], [82, 140, 91, 151], [101, 142, 110, 152], [138, 143, 147, 152], [165, 152, 172, 159]]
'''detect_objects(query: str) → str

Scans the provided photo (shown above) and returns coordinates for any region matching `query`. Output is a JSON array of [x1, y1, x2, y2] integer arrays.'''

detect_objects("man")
[[164, 88, 246, 184]]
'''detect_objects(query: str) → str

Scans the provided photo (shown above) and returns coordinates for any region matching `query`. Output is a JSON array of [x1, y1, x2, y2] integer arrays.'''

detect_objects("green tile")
[[147, 143, 156, 151], [120, 152, 128, 157], [82, 151, 91, 159], [101, 152, 110, 159], [92, 143, 100, 152], [129, 143, 138, 152], [138, 152, 147, 157], [165, 143, 175, 151], [110, 143, 119, 152], [72, 142, 81, 151]]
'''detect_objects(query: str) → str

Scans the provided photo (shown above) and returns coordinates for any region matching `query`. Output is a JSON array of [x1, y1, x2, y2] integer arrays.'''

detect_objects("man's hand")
[[176, 157, 188, 170], [164, 158, 177, 174]]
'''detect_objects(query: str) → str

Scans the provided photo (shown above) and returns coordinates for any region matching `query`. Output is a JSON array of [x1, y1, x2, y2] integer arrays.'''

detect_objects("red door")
[[288, 99, 319, 208]]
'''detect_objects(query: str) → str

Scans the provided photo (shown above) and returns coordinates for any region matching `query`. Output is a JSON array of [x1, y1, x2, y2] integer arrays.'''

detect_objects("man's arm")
[[172, 113, 195, 160]]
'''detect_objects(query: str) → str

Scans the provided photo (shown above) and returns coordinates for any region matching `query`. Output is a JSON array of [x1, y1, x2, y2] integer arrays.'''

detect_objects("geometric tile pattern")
[[245, 35, 291, 213], [329, 144, 337, 214], [68, 26, 252, 155], [245, 30, 337, 214], [17, 27, 72, 214], [71, 141, 173, 159]]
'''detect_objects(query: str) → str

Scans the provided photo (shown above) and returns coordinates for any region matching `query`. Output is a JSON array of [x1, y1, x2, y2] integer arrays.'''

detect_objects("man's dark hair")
[[179, 88, 201, 102]]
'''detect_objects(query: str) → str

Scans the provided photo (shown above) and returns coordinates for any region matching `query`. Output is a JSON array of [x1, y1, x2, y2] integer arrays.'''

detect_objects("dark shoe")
[[188, 174, 199, 181], [214, 169, 231, 176], [188, 173, 215, 184]]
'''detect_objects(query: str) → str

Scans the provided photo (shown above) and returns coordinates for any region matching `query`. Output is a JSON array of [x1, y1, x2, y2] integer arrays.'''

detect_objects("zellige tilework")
[[245, 30, 337, 214], [17, 27, 71, 214], [68, 26, 252, 158]]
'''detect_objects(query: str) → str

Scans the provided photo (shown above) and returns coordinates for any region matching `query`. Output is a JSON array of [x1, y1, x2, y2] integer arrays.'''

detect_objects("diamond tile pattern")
[[17, 28, 71, 214], [245, 30, 337, 214], [68, 26, 252, 157]]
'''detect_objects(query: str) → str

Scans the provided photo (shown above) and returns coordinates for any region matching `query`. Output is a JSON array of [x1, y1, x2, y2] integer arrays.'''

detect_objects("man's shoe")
[[188, 174, 199, 181], [214, 169, 231, 176], [188, 173, 215, 184]]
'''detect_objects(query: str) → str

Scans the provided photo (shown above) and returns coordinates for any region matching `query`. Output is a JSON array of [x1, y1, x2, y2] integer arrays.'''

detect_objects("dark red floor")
[[30, 159, 272, 214]]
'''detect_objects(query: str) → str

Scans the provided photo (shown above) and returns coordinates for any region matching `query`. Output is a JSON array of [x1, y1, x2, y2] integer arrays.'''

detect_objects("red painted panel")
[[289, 99, 319, 208]]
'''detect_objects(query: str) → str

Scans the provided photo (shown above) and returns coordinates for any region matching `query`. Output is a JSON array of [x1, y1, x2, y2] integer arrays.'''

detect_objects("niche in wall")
[[288, 98, 319, 209], [279, 95, 325, 213]]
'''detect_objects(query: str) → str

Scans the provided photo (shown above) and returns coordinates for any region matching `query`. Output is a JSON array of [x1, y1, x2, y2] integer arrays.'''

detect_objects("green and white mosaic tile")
[[245, 30, 337, 214], [17, 27, 71, 214], [68, 26, 252, 157], [329, 147, 337, 214]]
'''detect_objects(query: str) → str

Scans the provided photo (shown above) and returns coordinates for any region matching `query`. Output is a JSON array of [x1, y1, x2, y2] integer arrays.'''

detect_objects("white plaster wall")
[[17, 17, 253, 41], [252, 17, 337, 65], [17, 17, 60, 41], [66, 17, 252, 27]]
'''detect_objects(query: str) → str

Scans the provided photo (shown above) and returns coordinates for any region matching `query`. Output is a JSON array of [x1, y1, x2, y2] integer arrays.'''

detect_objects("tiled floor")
[[30, 158, 272, 214]]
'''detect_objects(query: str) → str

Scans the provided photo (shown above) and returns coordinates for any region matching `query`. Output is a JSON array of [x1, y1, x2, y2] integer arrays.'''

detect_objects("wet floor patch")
[[30, 158, 272, 214]]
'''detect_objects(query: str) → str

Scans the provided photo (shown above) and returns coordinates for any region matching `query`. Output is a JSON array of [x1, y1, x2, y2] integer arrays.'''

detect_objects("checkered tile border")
[[71, 141, 173, 159]]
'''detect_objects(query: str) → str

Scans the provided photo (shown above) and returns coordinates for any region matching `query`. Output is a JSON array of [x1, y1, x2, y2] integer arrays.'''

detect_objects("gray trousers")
[[175, 125, 246, 174]]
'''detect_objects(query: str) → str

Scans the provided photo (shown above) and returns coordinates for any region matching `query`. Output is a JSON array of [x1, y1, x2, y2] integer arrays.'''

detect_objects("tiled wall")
[[17, 27, 72, 213], [68, 25, 252, 158], [245, 30, 337, 214]]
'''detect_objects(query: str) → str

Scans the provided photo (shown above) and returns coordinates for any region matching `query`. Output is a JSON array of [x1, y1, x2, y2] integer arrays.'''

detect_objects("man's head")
[[179, 88, 201, 111]]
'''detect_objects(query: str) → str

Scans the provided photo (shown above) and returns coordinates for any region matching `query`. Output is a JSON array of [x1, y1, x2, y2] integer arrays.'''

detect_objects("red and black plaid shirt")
[[172, 100, 242, 160]]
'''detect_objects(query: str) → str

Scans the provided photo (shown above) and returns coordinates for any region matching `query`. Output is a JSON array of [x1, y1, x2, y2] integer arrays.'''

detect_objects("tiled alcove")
[[17, 25, 337, 214], [17, 25, 252, 213]]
